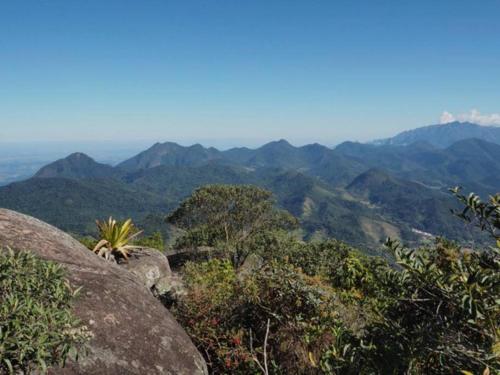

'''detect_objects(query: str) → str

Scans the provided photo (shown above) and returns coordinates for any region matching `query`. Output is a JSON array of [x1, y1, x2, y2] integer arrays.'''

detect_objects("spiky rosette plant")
[[93, 217, 142, 261]]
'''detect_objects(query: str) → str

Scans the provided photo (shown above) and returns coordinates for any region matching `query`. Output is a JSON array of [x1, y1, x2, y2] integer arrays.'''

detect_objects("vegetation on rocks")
[[93, 217, 142, 261], [133, 231, 166, 251], [0, 249, 90, 374]]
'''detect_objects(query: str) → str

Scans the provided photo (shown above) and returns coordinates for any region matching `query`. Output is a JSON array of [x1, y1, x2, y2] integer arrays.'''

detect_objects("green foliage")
[[167, 184, 298, 265], [364, 239, 500, 373], [93, 217, 142, 261], [77, 235, 98, 250], [172, 259, 360, 374], [173, 236, 499, 374], [247, 231, 383, 296], [0, 249, 91, 374], [168, 188, 500, 374], [133, 231, 165, 251], [451, 187, 500, 248]]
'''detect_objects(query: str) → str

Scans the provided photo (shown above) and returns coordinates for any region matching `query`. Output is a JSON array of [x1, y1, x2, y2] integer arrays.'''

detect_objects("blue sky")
[[1, 0, 499, 147]]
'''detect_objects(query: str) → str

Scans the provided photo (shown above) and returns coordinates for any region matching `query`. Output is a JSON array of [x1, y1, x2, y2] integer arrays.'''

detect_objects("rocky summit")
[[0, 208, 207, 375]]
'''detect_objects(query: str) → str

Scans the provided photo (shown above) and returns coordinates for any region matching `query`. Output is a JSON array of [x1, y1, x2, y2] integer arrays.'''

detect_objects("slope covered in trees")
[[164, 185, 499, 374], [0, 133, 498, 249]]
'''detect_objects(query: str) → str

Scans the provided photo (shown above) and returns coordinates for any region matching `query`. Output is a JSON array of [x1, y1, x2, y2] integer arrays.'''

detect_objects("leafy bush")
[[0, 249, 91, 374], [364, 239, 500, 374], [451, 187, 500, 248], [133, 231, 165, 251], [167, 186, 500, 374], [171, 258, 361, 374], [77, 235, 98, 250]]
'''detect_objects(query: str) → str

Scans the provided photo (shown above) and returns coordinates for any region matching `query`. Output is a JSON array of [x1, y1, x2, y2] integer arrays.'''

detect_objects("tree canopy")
[[167, 184, 297, 264]]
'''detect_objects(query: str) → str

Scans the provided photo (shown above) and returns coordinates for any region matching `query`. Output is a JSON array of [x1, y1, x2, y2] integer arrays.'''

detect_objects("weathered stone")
[[119, 248, 187, 303], [238, 252, 264, 278], [120, 247, 172, 290], [0, 209, 207, 375], [155, 273, 187, 299]]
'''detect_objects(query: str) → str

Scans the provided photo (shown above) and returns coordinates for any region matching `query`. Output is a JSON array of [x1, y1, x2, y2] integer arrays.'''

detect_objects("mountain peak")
[[34, 153, 114, 179], [263, 139, 293, 148], [66, 152, 94, 162], [117, 141, 223, 171]]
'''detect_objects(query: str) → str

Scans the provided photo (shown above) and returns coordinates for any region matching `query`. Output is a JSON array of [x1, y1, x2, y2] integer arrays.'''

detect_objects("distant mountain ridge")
[[117, 142, 222, 171], [34, 152, 116, 179], [4, 134, 496, 250], [117, 139, 336, 172], [336, 138, 500, 196], [373, 121, 500, 148], [3, 120, 499, 250]]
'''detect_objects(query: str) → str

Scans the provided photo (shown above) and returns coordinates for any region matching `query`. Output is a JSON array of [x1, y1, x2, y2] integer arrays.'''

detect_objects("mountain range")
[[373, 121, 500, 148], [0, 121, 498, 251]]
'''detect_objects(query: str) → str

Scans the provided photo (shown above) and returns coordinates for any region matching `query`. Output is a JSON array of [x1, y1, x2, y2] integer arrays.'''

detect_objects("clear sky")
[[1, 0, 499, 147]]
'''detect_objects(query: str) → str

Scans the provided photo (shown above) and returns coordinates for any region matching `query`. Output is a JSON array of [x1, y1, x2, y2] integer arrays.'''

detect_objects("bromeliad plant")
[[93, 217, 142, 261]]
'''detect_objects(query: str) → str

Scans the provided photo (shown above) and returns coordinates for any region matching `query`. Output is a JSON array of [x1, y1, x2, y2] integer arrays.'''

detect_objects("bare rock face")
[[120, 248, 186, 301], [0, 209, 207, 375], [121, 247, 172, 290]]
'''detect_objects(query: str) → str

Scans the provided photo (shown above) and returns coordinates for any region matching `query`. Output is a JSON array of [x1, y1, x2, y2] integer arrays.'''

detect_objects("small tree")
[[167, 184, 297, 265]]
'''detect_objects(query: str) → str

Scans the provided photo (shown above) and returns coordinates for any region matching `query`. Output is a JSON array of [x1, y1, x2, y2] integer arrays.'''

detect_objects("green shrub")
[[133, 231, 165, 251], [77, 235, 98, 250], [451, 188, 499, 248], [172, 259, 360, 374], [0, 249, 91, 374], [365, 239, 500, 374], [248, 231, 384, 301], [169, 188, 500, 374]]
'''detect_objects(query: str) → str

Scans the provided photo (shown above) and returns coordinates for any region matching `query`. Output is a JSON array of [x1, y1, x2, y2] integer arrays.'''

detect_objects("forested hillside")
[[1, 131, 497, 250]]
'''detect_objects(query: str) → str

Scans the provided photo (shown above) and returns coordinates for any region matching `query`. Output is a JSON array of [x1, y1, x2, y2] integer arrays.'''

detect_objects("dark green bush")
[[171, 258, 361, 374], [0, 249, 91, 374], [364, 239, 500, 374], [134, 231, 165, 251], [167, 184, 298, 266]]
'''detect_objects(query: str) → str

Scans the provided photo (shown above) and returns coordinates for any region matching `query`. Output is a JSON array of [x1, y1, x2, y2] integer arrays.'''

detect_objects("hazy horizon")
[[2, 1, 500, 144]]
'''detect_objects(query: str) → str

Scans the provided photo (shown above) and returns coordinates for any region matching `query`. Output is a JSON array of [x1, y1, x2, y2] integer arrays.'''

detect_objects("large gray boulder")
[[0, 209, 207, 375]]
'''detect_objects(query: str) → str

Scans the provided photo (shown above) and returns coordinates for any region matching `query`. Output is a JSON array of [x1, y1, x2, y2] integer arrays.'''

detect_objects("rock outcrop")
[[0, 209, 207, 375], [121, 247, 172, 290], [121, 247, 186, 301]]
